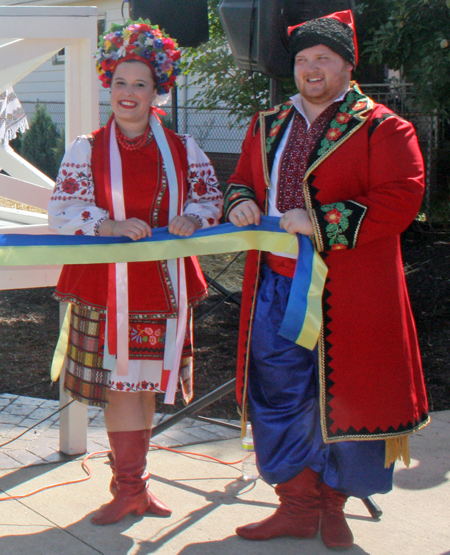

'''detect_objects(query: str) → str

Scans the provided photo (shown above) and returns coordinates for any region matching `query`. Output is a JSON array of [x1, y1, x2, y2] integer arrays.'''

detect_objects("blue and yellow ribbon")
[[0, 217, 297, 266], [278, 234, 328, 350], [0, 216, 327, 350]]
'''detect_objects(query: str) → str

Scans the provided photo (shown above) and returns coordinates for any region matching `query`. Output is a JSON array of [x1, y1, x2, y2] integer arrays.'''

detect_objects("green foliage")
[[363, 0, 450, 116], [182, 0, 450, 120], [352, 0, 391, 82], [181, 0, 272, 124], [21, 103, 61, 179], [53, 129, 66, 171], [160, 114, 173, 130], [8, 132, 23, 154], [180, 0, 391, 122]]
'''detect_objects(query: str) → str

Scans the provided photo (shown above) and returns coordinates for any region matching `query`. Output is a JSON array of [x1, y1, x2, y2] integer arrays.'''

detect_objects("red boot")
[[320, 482, 354, 550], [108, 430, 171, 517], [91, 430, 170, 526], [142, 429, 172, 517], [108, 453, 150, 495], [235, 467, 321, 541]]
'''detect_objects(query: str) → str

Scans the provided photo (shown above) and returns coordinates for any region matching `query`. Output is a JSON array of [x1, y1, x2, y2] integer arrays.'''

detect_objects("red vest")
[[55, 126, 207, 316]]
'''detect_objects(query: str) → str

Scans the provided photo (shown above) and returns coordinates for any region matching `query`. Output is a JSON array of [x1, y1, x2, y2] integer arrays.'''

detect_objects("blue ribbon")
[[0, 216, 327, 350]]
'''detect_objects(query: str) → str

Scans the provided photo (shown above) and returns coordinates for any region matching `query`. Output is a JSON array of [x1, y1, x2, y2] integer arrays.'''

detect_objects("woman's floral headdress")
[[95, 19, 181, 95]]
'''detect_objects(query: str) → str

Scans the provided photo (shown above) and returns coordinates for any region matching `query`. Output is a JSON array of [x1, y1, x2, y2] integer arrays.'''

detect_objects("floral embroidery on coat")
[[223, 184, 257, 218], [321, 203, 353, 249], [130, 324, 164, 345], [317, 87, 370, 157], [266, 102, 293, 153]]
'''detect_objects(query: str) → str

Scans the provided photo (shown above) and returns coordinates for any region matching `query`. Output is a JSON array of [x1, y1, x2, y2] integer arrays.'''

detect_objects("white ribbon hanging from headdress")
[[108, 113, 188, 404], [149, 114, 188, 405]]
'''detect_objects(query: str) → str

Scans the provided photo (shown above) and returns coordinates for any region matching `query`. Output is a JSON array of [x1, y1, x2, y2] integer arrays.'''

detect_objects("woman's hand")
[[168, 215, 201, 237], [229, 200, 262, 227], [279, 209, 314, 236], [99, 218, 152, 241]]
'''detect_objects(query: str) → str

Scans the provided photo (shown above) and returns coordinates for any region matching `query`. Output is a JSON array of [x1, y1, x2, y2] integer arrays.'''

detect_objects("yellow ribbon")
[[1, 219, 328, 383], [50, 304, 71, 382], [0, 227, 299, 266]]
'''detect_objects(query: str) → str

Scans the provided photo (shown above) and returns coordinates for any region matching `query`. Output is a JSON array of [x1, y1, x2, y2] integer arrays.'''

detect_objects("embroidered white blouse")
[[48, 133, 223, 234]]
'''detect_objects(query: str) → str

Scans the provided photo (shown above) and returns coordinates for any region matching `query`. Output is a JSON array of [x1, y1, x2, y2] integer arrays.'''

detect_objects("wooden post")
[[58, 302, 88, 455]]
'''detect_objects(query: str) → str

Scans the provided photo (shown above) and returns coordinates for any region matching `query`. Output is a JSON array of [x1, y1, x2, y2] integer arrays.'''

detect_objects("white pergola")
[[0, 6, 99, 455]]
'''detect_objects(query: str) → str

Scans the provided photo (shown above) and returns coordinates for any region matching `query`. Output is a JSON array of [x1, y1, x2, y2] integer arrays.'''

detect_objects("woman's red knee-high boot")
[[107, 430, 171, 518], [143, 429, 172, 517], [235, 467, 321, 541], [108, 455, 150, 495], [320, 481, 354, 550], [91, 430, 170, 525]]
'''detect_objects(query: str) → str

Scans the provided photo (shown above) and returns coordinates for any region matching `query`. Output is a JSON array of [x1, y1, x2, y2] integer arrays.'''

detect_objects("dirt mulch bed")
[[0, 223, 449, 419]]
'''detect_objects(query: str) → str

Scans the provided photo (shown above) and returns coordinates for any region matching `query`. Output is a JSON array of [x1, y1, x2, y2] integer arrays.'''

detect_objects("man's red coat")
[[226, 85, 429, 442]]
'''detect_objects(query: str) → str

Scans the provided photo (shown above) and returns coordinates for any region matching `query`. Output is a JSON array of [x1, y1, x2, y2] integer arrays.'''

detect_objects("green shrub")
[[20, 103, 61, 180], [8, 132, 22, 154], [53, 129, 65, 171]]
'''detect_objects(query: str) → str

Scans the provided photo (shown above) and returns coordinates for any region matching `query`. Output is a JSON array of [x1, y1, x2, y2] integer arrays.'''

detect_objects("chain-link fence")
[[19, 100, 248, 188], [19, 100, 248, 152], [19, 89, 444, 212], [361, 83, 442, 216]]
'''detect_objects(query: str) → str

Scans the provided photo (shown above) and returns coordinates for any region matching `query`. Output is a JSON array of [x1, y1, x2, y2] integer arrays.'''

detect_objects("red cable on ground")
[[0, 450, 108, 502], [150, 443, 244, 466], [0, 445, 247, 502]]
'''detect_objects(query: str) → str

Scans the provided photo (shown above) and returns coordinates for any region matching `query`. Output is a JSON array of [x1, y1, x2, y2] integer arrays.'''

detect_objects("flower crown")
[[95, 19, 181, 95]]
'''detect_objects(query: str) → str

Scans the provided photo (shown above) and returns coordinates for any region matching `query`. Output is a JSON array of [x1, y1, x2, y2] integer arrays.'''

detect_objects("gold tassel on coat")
[[385, 436, 411, 468]]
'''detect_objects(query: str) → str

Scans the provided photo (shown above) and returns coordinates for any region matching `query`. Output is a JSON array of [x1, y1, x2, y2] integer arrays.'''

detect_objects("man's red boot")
[[320, 481, 354, 550], [235, 467, 321, 541]]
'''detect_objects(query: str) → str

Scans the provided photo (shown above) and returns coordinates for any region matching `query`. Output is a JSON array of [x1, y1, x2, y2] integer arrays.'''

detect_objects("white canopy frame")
[[0, 6, 100, 455]]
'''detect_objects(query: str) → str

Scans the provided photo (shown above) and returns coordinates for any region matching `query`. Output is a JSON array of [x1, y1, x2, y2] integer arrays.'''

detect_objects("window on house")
[[52, 49, 65, 65]]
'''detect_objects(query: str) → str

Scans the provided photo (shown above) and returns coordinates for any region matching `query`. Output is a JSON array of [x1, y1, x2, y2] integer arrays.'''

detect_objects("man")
[[224, 10, 429, 550]]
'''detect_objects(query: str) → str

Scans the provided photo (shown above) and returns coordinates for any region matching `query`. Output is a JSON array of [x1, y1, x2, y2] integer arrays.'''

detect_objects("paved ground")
[[0, 394, 449, 555]]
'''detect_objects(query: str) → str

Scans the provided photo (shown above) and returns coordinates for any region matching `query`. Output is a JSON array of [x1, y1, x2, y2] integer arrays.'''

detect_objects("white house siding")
[[11, 0, 118, 105], [10, 59, 65, 103]]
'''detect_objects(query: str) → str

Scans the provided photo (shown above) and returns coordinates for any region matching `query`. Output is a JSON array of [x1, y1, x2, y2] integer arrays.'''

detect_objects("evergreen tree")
[[53, 129, 66, 171], [8, 132, 22, 155], [21, 103, 61, 179]]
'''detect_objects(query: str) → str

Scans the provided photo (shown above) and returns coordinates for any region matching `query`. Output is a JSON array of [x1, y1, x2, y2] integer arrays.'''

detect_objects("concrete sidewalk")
[[0, 395, 449, 555]]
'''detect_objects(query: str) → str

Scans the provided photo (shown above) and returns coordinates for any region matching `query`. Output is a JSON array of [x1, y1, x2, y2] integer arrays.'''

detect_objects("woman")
[[48, 20, 223, 526]]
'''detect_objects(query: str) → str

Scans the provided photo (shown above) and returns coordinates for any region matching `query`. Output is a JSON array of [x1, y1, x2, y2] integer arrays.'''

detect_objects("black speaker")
[[219, 0, 355, 79], [129, 0, 209, 47]]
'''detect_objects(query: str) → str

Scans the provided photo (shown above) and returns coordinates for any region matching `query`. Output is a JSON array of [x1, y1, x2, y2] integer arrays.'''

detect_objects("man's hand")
[[168, 215, 201, 237], [280, 209, 314, 236], [229, 200, 262, 227], [99, 218, 152, 241]]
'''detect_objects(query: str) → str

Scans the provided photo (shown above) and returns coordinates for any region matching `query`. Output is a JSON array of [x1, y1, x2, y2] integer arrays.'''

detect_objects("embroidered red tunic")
[[225, 85, 429, 442], [51, 125, 222, 318]]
